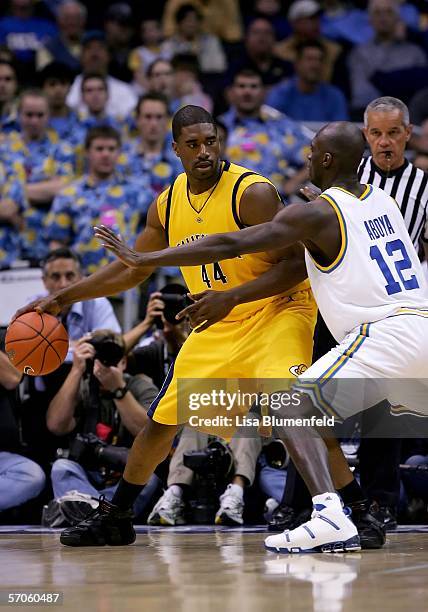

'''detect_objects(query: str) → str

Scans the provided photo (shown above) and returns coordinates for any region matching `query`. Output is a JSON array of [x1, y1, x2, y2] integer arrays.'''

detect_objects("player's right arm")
[[13, 200, 168, 319]]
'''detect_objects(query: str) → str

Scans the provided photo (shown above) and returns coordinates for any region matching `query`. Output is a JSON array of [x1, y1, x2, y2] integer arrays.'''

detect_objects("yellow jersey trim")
[[309, 194, 348, 273], [332, 184, 372, 201]]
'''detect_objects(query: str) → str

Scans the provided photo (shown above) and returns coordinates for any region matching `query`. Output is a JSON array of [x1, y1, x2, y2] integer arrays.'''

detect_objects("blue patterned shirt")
[[45, 173, 154, 273], [219, 106, 311, 196], [120, 138, 182, 199], [0, 161, 26, 268], [1, 131, 75, 261]]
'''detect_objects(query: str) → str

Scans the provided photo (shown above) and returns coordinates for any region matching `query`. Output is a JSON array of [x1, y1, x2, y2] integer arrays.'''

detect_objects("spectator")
[[67, 31, 137, 117], [146, 59, 176, 107], [79, 74, 124, 133], [36, 0, 86, 73], [125, 286, 191, 388], [103, 3, 134, 83], [349, 0, 427, 115], [0, 58, 19, 134], [267, 40, 349, 122], [409, 87, 428, 126], [39, 248, 121, 355], [276, 0, 342, 82], [148, 429, 262, 526], [220, 69, 311, 197], [0, 159, 26, 268], [171, 53, 213, 113], [0, 0, 57, 71], [229, 18, 293, 87], [161, 4, 227, 74], [321, 0, 421, 46], [249, 0, 291, 41], [3, 89, 75, 262], [39, 61, 80, 144], [321, 0, 373, 46], [46, 329, 159, 523], [129, 19, 166, 94], [45, 125, 154, 273], [0, 335, 45, 518], [19, 247, 121, 468], [122, 93, 181, 199], [413, 119, 428, 172], [162, 0, 243, 43]]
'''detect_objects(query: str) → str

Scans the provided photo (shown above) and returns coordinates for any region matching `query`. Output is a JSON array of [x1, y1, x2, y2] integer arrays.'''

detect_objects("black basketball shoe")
[[268, 504, 311, 532], [60, 496, 136, 547], [348, 500, 386, 549]]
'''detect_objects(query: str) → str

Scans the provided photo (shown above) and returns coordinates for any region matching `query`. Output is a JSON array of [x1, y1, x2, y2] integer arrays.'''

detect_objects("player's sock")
[[111, 478, 145, 510], [337, 479, 365, 505]]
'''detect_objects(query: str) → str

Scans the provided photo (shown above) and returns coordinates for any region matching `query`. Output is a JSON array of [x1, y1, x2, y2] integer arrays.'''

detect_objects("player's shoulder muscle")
[[240, 181, 284, 225], [135, 197, 168, 252]]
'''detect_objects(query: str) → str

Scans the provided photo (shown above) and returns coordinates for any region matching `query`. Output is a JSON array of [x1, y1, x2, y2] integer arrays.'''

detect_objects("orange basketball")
[[5, 312, 69, 376]]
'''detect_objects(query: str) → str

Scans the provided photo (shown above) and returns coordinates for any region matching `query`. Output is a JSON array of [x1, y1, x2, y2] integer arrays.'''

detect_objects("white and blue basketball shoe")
[[264, 493, 361, 554]]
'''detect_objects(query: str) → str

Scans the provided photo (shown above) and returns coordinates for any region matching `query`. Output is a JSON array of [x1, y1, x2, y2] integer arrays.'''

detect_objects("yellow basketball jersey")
[[157, 161, 309, 321]]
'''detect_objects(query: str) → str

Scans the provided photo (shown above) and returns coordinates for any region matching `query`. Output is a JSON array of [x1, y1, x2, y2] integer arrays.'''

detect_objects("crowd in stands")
[[1, 0, 428, 527]]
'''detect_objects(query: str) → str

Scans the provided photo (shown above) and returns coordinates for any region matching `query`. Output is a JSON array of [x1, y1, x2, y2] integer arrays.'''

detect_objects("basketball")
[[5, 312, 69, 376]]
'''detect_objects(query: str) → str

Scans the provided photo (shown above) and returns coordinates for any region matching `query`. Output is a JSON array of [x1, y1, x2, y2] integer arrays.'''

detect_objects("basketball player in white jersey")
[[96, 121, 428, 553]]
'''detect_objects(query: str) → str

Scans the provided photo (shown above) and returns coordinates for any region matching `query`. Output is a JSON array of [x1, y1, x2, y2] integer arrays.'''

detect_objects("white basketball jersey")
[[305, 184, 428, 342]]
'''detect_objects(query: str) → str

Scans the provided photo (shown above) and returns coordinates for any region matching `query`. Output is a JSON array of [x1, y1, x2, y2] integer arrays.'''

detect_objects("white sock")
[[312, 492, 342, 512], [228, 483, 244, 499], [169, 485, 183, 498]]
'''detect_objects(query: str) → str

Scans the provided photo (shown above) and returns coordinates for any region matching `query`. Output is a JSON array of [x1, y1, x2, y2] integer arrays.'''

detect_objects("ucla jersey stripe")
[[319, 326, 369, 383], [310, 194, 348, 274], [293, 381, 343, 420], [292, 323, 371, 422], [331, 184, 372, 201]]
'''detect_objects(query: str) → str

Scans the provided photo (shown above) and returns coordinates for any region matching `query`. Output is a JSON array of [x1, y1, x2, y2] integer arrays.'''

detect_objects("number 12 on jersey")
[[201, 262, 227, 288], [370, 239, 419, 295]]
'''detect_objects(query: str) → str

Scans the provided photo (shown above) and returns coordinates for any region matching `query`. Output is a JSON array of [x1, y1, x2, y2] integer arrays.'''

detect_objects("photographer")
[[0, 333, 46, 519], [148, 428, 262, 526], [125, 284, 190, 390], [45, 329, 159, 525]]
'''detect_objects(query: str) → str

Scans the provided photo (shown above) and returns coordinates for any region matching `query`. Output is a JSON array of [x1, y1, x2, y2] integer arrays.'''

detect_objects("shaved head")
[[317, 122, 366, 171], [309, 122, 366, 189]]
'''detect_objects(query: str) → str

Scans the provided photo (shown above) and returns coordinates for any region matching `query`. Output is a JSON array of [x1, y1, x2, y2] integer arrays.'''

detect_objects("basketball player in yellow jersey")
[[16, 105, 316, 546]]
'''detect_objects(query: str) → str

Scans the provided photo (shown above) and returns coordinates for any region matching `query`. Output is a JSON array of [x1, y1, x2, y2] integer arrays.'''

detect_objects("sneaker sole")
[[215, 512, 243, 526], [147, 513, 186, 527], [265, 535, 361, 554]]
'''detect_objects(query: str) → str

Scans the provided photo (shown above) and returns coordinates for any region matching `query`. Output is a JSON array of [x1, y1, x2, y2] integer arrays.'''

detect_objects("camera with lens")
[[154, 283, 192, 329], [183, 440, 234, 524], [87, 333, 125, 367], [65, 432, 129, 471]]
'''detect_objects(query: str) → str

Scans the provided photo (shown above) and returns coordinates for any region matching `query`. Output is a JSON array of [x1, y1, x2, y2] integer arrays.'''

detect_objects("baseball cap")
[[288, 0, 321, 21]]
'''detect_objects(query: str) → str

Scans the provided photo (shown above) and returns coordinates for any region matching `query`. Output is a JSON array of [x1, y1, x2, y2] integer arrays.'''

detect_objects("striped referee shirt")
[[358, 156, 428, 250]]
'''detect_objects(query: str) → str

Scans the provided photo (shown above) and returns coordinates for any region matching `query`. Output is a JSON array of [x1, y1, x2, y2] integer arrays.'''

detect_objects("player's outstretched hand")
[[94, 225, 145, 268], [12, 295, 63, 322], [176, 290, 236, 332]]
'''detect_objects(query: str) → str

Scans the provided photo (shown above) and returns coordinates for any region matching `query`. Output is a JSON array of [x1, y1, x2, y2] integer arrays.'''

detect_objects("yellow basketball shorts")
[[147, 289, 317, 434]]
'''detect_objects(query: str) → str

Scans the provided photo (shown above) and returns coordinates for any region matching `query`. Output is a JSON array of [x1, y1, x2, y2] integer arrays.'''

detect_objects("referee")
[[359, 96, 428, 529], [359, 97, 428, 256], [269, 96, 428, 535]]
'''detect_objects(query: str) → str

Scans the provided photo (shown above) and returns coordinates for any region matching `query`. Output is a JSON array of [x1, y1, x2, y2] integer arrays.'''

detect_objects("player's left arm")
[[175, 183, 308, 330], [95, 183, 317, 267]]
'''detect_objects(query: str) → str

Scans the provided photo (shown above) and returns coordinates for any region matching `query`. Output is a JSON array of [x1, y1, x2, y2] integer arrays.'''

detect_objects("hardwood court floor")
[[1, 528, 428, 611]]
